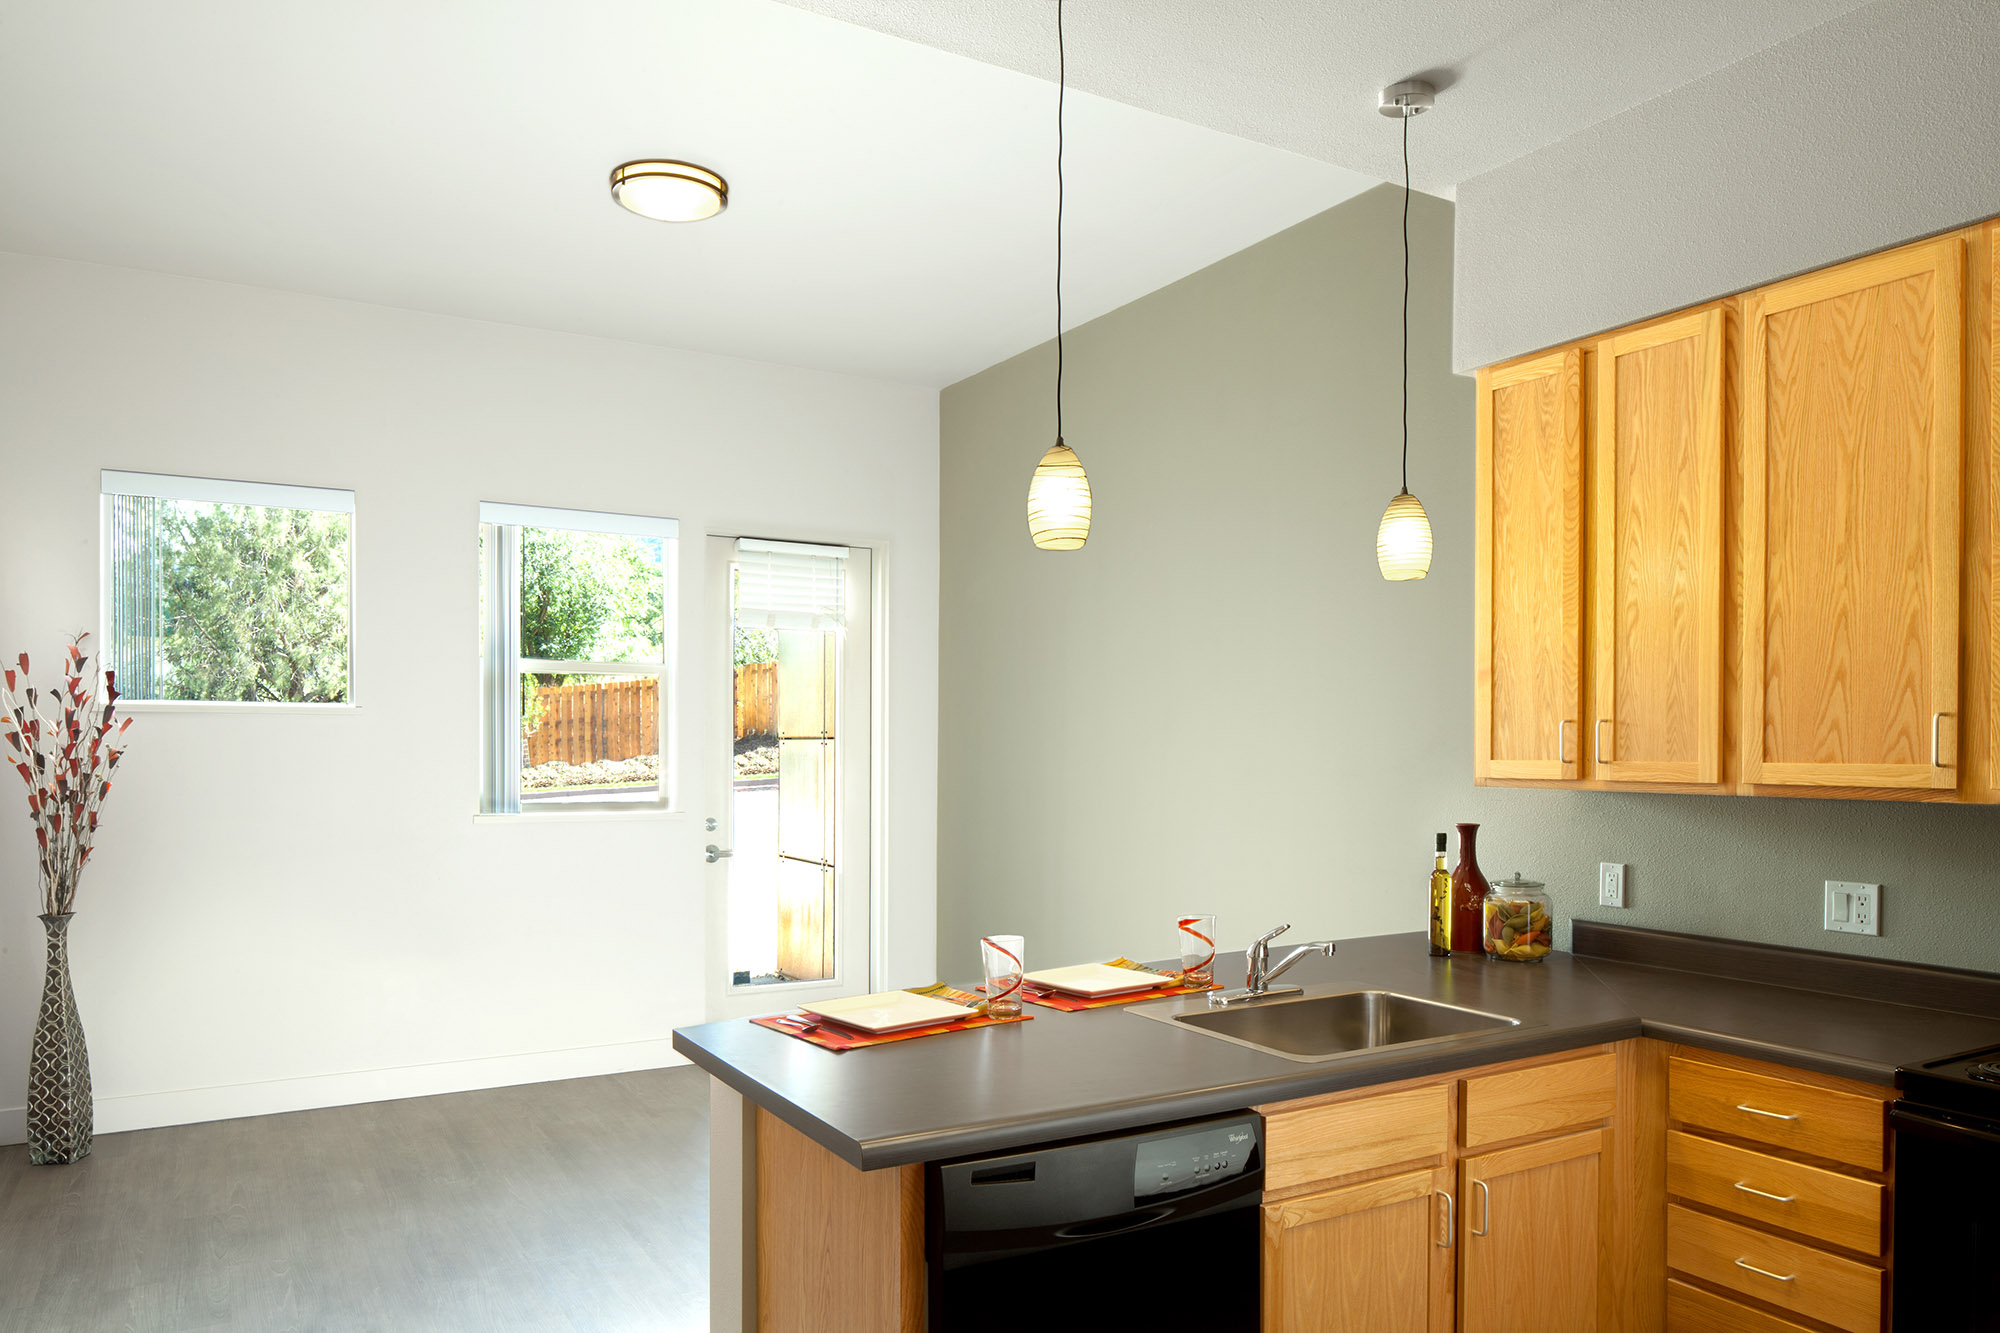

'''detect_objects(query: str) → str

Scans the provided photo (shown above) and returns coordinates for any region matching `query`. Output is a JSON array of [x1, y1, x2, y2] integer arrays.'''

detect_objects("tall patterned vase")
[[26, 912, 92, 1164]]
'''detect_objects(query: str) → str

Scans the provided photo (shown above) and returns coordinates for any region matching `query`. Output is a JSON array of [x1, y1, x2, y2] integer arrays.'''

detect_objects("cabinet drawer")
[[1263, 1084, 1450, 1191], [1463, 1051, 1615, 1148], [1667, 1205, 1883, 1333], [1668, 1057, 1887, 1170], [1666, 1277, 1816, 1332], [1668, 1130, 1884, 1254]]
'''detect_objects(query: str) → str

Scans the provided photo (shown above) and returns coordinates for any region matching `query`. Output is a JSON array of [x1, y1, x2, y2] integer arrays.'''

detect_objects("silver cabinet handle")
[[705, 845, 733, 863], [1735, 1103, 1799, 1121], [1734, 1258, 1796, 1283], [1934, 711, 1953, 767], [1470, 1178, 1491, 1237], [1436, 1190, 1454, 1248], [1594, 718, 1610, 764], [1733, 1181, 1798, 1203], [1558, 719, 1574, 765]]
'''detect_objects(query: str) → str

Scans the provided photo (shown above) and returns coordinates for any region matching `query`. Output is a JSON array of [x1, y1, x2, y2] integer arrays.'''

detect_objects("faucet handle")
[[1251, 923, 1291, 948]]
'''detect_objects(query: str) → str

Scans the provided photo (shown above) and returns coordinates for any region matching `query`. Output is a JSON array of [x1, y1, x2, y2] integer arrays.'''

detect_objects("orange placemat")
[[752, 985, 1031, 1053], [1014, 958, 1221, 1012]]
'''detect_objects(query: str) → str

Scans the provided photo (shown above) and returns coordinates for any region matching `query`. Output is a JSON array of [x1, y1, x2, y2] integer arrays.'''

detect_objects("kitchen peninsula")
[[673, 926, 2000, 1332]]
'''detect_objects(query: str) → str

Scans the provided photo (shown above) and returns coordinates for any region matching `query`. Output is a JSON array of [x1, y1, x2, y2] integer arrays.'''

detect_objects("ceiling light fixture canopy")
[[1027, 0, 1090, 551], [609, 159, 729, 223], [1375, 80, 1435, 581]]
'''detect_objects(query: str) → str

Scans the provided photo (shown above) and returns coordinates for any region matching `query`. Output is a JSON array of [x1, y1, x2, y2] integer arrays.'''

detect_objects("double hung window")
[[479, 503, 676, 813]]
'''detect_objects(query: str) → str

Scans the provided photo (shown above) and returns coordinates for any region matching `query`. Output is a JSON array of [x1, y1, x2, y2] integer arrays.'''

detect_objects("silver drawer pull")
[[1733, 1181, 1798, 1203], [1735, 1103, 1799, 1121], [1734, 1258, 1796, 1283]]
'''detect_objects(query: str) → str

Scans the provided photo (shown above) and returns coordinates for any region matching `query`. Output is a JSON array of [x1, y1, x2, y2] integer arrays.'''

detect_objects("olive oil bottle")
[[1428, 832, 1452, 956]]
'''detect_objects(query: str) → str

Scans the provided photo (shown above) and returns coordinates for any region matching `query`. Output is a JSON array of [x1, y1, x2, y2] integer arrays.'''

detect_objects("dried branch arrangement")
[[1, 634, 132, 915]]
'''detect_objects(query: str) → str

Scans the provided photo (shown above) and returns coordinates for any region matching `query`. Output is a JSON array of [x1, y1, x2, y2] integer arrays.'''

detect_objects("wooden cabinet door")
[[1262, 1167, 1452, 1333], [1742, 237, 1965, 790], [1591, 310, 1725, 784], [1459, 1129, 1609, 1333], [1477, 348, 1586, 781]]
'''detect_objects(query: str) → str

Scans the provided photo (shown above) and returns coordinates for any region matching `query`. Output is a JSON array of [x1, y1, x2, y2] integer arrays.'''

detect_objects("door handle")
[[1436, 1190, 1454, 1248], [706, 845, 733, 863], [1934, 711, 1953, 767], [1470, 1178, 1491, 1237], [1594, 718, 1610, 764], [1558, 720, 1574, 765], [1733, 1182, 1797, 1204]]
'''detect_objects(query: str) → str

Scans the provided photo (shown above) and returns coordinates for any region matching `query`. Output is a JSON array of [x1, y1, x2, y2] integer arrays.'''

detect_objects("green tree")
[[516, 529, 665, 740], [159, 504, 351, 702]]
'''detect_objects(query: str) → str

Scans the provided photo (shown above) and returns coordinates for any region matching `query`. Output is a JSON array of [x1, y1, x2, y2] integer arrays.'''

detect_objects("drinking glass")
[[980, 935, 1025, 1018], [1177, 914, 1217, 986]]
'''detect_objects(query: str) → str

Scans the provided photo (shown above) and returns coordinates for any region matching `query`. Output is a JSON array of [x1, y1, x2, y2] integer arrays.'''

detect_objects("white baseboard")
[[0, 1038, 689, 1145]]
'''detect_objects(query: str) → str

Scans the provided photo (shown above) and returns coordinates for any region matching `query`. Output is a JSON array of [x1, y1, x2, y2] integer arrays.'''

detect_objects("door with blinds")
[[705, 535, 873, 1017]]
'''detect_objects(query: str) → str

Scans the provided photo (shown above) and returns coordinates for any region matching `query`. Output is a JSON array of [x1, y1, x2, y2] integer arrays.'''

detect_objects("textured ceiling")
[[0, 0, 1376, 386], [776, 0, 1882, 196]]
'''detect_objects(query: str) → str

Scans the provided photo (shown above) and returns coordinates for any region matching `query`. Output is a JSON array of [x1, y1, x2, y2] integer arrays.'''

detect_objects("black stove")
[[1893, 1044, 2000, 1331]]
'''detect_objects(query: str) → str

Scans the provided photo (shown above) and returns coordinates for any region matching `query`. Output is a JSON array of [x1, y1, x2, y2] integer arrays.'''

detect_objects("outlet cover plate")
[[1598, 862, 1628, 909], [1824, 881, 1881, 936]]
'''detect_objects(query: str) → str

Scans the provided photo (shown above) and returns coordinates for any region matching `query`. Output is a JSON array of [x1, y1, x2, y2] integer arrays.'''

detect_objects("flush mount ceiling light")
[[609, 160, 728, 223], [1374, 79, 1436, 582], [1026, 0, 1091, 551]]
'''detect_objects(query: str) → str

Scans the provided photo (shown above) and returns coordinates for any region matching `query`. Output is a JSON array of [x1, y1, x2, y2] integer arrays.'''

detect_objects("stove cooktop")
[[1897, 1044, 2000, 1118]]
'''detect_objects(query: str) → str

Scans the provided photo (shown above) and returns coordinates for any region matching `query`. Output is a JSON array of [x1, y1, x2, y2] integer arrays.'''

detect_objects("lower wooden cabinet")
[[1460, 1129, 1610, 1333], [1261, 1166, 1452, 1333], [1256, 1043, 1648, 1333]]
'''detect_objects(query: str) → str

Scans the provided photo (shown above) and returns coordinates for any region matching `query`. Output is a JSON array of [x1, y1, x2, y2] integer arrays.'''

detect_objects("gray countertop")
[[669, 931, 2000, 1170]]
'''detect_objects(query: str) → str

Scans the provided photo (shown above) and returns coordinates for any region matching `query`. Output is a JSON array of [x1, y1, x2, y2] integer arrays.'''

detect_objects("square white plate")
[[797, 990, 973, 1034], [1023, 963, 1167, 997]]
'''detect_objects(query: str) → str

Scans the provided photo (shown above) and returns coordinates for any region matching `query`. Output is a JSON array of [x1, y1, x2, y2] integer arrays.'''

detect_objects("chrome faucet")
[[1208, 924, 1336, 1007]]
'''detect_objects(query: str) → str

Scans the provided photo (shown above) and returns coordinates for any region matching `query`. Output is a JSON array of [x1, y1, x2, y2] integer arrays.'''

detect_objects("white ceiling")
[[0, 0, 1377, 387], [777, 0, 1884, 196]]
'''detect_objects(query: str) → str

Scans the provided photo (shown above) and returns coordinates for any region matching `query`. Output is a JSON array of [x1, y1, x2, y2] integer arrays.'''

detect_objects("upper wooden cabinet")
[[1475, 221, 1998, 802], [1592, 310, 1726, 785], [1742, 238, 1965, 791], [1475, 348, 1585, 782]]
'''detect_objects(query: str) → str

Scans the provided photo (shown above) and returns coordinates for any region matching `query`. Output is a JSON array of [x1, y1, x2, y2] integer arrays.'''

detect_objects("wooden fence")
[[735, 661, 776, 740], [522, 664, 776, 767]]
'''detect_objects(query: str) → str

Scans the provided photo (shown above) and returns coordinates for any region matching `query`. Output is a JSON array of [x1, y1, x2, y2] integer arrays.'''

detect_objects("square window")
[[100, 471, 354, 704]]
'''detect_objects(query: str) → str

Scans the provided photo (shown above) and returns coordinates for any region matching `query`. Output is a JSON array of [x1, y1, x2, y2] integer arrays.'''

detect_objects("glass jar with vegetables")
[[1483, 874, 1553, 962]]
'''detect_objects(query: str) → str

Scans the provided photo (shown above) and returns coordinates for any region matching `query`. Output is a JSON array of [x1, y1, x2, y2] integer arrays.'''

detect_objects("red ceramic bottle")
[[1450, 823, 1490, 954]]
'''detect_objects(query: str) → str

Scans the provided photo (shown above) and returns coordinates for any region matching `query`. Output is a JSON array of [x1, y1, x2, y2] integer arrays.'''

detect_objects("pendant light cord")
[[1055, 0, 1066, 444], [1400, 107, 1410, 496]]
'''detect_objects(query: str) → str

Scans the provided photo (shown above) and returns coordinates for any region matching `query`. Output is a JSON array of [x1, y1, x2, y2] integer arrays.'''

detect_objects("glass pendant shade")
[[1028, 440, 1091, 550], [1377, 490, 1432, 580]]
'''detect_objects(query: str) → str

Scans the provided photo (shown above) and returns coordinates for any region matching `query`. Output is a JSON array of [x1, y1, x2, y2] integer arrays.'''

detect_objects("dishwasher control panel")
[[1134, 1116, 1260, 1199]]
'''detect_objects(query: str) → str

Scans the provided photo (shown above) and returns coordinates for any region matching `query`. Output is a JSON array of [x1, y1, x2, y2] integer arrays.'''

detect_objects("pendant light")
[[1027, 0, 1091, 551], [1375, 80, 1435, 581]]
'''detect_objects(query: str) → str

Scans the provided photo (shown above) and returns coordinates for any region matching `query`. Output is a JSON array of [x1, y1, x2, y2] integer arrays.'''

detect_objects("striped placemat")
[[1014, 959, 1222, 1012], [752, 984, 1031, 1053]]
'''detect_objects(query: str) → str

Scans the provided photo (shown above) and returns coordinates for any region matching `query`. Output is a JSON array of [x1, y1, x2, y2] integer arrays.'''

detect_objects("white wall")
[[0, 252, 938, 1144], [1452, 0, 2000, 373]]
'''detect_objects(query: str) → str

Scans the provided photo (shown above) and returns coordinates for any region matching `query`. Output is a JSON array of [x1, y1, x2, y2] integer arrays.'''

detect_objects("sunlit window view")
[[727, 541, 846, 986], [102, 472, 354, 704]]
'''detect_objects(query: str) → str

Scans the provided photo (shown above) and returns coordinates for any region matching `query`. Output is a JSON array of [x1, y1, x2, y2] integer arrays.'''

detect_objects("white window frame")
[[479, 501, 678, 816], [98, 469, 358, 712]]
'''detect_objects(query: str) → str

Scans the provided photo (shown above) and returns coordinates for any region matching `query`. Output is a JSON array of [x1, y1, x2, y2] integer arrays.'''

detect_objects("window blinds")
[[735, 538, 849, 631]]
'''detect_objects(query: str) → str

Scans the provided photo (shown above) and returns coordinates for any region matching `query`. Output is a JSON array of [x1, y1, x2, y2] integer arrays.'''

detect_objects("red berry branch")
[[0, 633, 132, 916]]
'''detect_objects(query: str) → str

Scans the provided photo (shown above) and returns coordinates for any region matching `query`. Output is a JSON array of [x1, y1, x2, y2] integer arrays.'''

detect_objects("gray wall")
[[1453, 0, 2000, 373], [938, 184, 2000, 983]]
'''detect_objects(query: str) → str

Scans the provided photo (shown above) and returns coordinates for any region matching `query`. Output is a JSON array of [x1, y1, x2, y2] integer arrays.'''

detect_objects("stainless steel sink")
[[1138, 989, 1520, 1063]]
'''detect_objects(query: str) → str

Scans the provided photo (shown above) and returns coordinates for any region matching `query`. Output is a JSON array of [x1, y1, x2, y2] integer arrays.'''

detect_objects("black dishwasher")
[[926, 1112, 1262, 1330], [1892, 1044, 2000, 1331]]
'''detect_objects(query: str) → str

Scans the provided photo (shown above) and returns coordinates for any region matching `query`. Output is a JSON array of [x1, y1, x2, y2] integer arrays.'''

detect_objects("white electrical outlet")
[[1598, 863, 1628, 909], [1824, 881, 1882, 936]]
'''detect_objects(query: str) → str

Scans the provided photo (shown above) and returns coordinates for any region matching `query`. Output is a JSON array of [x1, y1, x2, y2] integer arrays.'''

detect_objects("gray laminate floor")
[[0, 1067, 710, 1332]]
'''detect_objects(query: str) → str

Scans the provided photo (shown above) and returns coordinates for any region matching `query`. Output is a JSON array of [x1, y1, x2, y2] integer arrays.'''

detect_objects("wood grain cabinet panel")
[[1666, 1130, 1884, 1254], [1262, 1084, 1450, 1192], [1262, 1167, 1452, 1333], [1592, 310, 1726, 784], [1666, 1277, 1818, 1332], [1477, 348, 1586, 781], [1742, 237, 1966, 791], [1459, 1129, 1610, 1333], [1667, 1056, 1888, 1172], [1667, 1205, 1883, 1333], [1462, 1052, 1616, 1149]]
